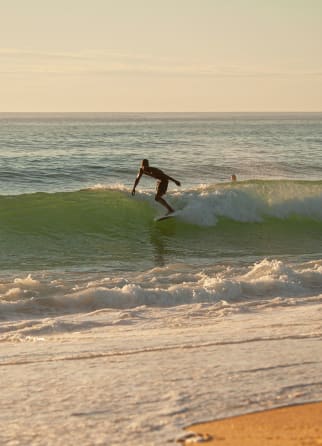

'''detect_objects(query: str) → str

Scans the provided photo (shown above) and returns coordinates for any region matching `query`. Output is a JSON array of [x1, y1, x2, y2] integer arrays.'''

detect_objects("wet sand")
[[182, 401, 322, 445]]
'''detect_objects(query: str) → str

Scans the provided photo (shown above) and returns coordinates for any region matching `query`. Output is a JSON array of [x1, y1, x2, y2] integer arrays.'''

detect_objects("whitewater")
[[1, 113, 322, 445]]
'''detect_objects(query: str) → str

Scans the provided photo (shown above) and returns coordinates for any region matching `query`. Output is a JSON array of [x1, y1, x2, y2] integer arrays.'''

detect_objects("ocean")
[[1, 112, 322, 445]]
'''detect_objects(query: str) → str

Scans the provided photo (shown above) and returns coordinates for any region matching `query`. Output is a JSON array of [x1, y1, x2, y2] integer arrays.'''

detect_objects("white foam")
[[90, 183, 130, 192], [169, 183, 322, 225], [1, 259, 322, 320]]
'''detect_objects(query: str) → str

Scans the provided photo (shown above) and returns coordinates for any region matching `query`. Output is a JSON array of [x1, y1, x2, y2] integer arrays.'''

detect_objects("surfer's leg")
[[155, 180, 174, 213], [156, 196, 174, 213]]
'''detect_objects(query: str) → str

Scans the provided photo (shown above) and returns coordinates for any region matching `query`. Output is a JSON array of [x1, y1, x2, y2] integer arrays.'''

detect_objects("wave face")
[[1, 180, 322, 271]]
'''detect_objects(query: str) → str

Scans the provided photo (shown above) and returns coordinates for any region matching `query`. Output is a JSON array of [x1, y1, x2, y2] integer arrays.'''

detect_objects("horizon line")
[[1, 111, 322, 114]]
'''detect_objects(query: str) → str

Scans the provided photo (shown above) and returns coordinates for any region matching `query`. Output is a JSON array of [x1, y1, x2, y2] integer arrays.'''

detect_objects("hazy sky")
[[1, 0, 322, 111]]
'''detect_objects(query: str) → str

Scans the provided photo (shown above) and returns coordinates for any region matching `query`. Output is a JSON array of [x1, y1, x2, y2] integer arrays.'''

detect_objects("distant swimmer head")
[[231, 174, 237, 182], [142, 159, 149, 167]]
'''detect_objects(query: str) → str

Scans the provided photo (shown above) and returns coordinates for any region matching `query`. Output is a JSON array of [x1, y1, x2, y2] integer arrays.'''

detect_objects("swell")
[[1, 180, 322, 233], [0, 188, 152, 236], [1, 181, 322, 270], [0, 181, 322, 236]]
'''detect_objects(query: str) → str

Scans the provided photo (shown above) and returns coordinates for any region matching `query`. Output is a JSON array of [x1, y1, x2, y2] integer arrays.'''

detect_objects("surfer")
[[131, 159, 181, 214]]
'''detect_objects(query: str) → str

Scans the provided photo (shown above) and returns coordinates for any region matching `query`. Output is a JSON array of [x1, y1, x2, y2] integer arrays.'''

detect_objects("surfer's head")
[[142, 159, 149, 168], [231, 174, 237, 182]]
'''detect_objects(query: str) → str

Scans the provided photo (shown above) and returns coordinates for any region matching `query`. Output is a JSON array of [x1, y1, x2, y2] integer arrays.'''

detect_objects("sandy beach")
[[183, 401, 322, 445]]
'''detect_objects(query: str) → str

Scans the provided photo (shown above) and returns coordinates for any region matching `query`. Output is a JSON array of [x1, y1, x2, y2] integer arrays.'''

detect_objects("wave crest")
[[1, 259, 322, 323]]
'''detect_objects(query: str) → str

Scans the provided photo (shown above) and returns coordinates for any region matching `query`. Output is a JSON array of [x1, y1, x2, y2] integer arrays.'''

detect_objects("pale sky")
[[1, 0, 322, 112]]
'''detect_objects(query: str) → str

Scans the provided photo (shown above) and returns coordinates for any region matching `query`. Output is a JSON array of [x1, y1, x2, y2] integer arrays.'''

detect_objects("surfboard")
[[154, 212, 177, 222]]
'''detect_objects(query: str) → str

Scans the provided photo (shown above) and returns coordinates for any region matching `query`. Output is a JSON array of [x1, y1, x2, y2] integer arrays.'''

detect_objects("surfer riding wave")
[[131, 159, 181, 214]]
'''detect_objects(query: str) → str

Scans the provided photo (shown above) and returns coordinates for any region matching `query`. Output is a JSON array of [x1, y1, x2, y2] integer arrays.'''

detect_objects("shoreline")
[[2, 303, 322, 445], [181, 401, 322, 445]]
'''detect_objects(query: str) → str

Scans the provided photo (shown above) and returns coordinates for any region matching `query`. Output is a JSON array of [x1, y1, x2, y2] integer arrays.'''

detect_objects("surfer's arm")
[[167, 175, 181, 187], [131, 169, 143, 195]]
